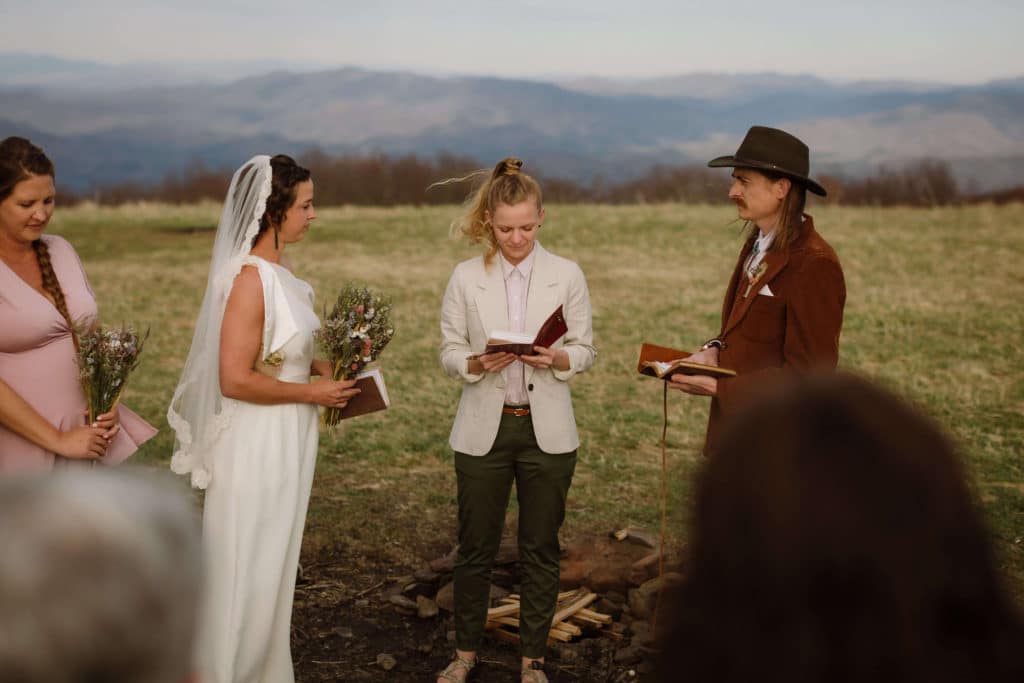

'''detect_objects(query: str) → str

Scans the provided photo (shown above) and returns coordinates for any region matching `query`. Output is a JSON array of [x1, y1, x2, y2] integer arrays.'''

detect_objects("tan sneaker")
[[436, 653, 477, 683], [521, 660, 549, 683]]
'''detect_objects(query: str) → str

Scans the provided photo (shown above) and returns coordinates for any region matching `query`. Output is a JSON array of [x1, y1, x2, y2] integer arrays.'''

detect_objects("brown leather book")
[[338, 368, 391, 419], [470, 305, 569, 358], [637, 342, 737, 380]]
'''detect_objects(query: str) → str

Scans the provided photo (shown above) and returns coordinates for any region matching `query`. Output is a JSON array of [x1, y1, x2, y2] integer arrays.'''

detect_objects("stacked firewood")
[[485, 588, 622, 645]]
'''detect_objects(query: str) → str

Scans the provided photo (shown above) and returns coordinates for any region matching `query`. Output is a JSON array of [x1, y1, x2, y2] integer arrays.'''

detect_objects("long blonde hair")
[[439, 157, 543, 267]]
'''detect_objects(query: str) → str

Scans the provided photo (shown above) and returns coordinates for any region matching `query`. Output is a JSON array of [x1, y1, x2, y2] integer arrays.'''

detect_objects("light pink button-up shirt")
[[498, 247, 536, 406]]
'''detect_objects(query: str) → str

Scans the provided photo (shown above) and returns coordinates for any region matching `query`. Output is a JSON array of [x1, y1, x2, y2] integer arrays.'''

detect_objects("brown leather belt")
[[502, 405, 531, 417]]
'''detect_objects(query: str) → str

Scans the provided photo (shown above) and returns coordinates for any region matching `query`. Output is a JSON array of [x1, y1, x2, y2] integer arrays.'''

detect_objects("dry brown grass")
[[54, 200, 1024, 594]]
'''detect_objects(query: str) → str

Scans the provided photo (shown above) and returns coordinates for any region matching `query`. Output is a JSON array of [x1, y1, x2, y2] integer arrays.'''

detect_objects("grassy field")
[[53, 201, 1024, 596]]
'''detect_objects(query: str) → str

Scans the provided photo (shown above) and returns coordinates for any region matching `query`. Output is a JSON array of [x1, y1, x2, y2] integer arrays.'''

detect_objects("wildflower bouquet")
[[76, 321, 150, 424], [314, 284, 395, 427]]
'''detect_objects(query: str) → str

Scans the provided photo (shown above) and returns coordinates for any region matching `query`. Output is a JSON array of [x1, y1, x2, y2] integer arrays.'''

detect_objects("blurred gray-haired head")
[[0, 467, 201, 683]]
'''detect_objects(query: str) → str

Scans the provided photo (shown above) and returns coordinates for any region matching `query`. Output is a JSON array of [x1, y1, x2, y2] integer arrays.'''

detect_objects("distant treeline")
[[59, 150, 1017, 208]]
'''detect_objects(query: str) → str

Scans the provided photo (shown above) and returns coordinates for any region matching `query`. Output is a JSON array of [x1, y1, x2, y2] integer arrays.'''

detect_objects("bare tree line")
[[60, 150, 1009, 208]]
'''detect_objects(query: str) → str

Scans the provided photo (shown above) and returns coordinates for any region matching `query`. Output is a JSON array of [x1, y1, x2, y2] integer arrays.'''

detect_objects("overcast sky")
[[2, 0, 1020, 83]]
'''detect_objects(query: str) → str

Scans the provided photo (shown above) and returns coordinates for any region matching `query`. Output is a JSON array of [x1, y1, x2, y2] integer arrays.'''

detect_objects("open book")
[[637, 342, 737, 380], [469, 305, 569, 358], [338, 367, 391, 419]]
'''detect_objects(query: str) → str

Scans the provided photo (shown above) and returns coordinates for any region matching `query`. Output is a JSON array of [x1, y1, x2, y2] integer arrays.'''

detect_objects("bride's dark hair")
[[252, 154, 311, 247]]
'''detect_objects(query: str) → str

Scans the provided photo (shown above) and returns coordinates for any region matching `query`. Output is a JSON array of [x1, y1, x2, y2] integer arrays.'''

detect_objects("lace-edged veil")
[[168, 155, 272, 489]]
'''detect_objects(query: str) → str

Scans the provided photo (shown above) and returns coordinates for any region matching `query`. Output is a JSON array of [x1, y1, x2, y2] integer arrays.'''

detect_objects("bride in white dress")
[[168, 154, 360, 682]]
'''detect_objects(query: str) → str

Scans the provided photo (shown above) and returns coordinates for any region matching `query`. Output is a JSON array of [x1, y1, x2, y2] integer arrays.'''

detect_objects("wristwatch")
[[700, 338, 726, 351]]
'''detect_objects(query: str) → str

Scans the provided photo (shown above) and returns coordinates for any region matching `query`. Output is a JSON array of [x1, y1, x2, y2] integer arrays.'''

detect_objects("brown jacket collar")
[[720, 215, 819, 337]]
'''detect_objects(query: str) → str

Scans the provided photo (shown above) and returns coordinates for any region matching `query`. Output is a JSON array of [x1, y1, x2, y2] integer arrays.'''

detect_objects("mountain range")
[[2, 55, 1022, 193]]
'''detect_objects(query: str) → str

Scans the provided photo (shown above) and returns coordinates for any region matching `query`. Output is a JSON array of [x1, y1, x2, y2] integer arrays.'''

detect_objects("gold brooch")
[[743, 262, 768, 298], [254, 347, 285, 379]]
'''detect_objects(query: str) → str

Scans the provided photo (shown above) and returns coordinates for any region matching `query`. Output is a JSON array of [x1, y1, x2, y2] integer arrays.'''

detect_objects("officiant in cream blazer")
[[435, 157, 595, 682], [441, 239, 594, 454]]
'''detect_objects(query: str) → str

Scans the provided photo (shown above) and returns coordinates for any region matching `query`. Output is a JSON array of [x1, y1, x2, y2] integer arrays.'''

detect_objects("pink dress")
[[0, 234, 157, 474]]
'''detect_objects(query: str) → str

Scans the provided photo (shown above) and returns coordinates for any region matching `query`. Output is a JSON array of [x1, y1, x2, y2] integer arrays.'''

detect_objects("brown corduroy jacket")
[[705, 215, 846, 454]]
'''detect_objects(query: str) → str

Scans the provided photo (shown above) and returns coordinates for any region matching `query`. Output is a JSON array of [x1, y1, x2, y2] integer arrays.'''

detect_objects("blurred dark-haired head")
[[0, 137, 55, 202], [659, 372, 1024, 683]]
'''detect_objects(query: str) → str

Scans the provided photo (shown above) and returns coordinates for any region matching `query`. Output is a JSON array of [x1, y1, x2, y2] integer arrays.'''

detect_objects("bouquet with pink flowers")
[[314, 284, 395, 427], [75, 321, 149, 424]]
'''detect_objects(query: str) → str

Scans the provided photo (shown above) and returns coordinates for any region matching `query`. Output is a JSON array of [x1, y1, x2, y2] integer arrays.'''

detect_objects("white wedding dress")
[[197, 256, 321, 683]]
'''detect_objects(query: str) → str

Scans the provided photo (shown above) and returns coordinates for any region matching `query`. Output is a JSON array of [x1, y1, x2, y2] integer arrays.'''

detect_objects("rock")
[[591, 565, 634, 593], [430, 545, 459, 572], [611, 527, 658, 548], [596, 597, 624, 618], [375, 653, 397, 671], [414, 567, 440, 583], [555, 644, 581, 664], [628, 573, 684, 621], [605, 590, 626, 605], [403, 581, 436, 599], [388, 594, 418, 611], [435, 581, 454, 612], [560, 534, 663, 594], [629, 551, 662, 585], [559, 562, 587, 587], [627, 587, 651, 620], [629, 621, 651, 645], [385, 576, 416, 598], [614, 642, 643, 665], [416, 595, 439, 619]]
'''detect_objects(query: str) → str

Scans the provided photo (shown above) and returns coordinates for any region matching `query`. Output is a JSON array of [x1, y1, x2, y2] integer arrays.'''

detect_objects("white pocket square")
[[758, 283, 774, 297]]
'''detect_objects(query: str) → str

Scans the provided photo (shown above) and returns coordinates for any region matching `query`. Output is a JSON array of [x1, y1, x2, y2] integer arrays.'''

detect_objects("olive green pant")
[[453, 412, 577, 658]]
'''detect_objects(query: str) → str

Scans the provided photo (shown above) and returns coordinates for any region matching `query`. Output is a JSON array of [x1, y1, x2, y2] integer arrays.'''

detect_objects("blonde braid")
[[32, 239, 78, 351]]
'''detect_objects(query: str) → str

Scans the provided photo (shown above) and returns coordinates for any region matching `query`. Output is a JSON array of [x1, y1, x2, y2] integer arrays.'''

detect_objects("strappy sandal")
[[521, 660, 549, 683], [436, 653, 478, 682]]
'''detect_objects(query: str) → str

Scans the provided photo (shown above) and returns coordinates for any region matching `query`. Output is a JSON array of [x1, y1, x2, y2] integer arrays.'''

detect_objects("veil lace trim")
[[168, 156, 272, 490]]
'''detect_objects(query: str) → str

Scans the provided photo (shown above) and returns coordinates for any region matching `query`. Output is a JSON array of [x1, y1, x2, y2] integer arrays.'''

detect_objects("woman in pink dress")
[[0, 136, 156, 473]]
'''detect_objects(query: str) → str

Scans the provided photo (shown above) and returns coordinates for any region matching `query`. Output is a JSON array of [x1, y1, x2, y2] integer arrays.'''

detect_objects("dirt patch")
[[292, 541, 652, 682]]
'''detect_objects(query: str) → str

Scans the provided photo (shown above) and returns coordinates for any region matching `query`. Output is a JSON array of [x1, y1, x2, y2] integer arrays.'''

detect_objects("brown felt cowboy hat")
[[708, 126, 827, 197]]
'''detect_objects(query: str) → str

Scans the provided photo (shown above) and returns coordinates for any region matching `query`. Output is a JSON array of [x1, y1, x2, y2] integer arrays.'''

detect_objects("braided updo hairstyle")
[[0, 137, 76, 343], [251, 154, 312, 249], [443, 157, 543, 267]]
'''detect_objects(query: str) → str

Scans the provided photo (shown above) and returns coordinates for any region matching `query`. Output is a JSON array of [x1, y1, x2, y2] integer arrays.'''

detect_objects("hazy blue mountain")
[[0, 53, 323, 91], [2, 57, 1022, 192]]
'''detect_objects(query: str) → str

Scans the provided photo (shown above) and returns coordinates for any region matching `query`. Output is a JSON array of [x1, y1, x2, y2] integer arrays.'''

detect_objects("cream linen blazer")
[[440, 243, 596, 456]]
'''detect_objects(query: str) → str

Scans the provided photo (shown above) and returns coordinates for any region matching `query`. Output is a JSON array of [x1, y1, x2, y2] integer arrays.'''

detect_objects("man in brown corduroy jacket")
[[669, 126, 846, 455]]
